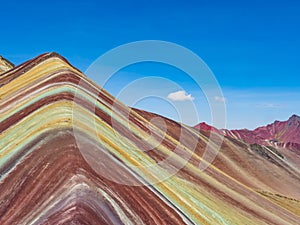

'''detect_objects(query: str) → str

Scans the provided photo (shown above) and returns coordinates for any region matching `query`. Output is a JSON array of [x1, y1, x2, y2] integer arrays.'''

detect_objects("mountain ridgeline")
[[195, 115, 300, 152], [0, 53, 299, 225]]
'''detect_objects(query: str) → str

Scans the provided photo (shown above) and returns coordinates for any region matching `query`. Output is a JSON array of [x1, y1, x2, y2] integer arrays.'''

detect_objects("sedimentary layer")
[[0, 53, 299, 224]]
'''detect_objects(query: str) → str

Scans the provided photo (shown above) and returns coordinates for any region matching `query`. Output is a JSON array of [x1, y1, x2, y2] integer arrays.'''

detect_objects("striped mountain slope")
[[0, 53, 299, 224]]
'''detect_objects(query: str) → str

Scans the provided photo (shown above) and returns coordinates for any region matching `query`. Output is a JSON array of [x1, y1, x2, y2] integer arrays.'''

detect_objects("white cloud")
[[214, 96, 226, 103], [167, 90, 194, 102]]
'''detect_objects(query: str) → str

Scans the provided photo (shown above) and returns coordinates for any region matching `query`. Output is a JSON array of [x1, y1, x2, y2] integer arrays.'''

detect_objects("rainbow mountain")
[[0, 53, 299, 224]]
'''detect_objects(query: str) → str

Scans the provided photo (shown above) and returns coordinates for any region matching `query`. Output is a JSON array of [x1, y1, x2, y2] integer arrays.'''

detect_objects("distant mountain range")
[[195, 115, 300, 152]]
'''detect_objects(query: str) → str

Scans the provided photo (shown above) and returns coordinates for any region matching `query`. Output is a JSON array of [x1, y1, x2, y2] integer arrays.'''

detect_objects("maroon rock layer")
[[1, 53, 299, 224], [195, 115, 300, 152]]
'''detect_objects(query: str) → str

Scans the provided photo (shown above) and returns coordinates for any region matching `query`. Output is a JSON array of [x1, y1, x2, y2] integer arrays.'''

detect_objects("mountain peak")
[[289, 114, 300, 121], [194, 122, 221, 133], [0, 55, 14, 74], [287, 114, 300, 127]]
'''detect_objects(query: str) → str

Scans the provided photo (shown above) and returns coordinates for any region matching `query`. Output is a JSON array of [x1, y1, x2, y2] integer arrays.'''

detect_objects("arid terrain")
[[0, 54, 299, 224]]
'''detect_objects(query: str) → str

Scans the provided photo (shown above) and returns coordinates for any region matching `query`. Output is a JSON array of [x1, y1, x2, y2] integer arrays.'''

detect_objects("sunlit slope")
[[0, 53, 299, 225], [0, 56, 14, 75]]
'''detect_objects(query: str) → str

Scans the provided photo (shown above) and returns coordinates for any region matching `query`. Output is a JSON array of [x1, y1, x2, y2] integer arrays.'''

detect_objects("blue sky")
[[1, 0, 300, 129]]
